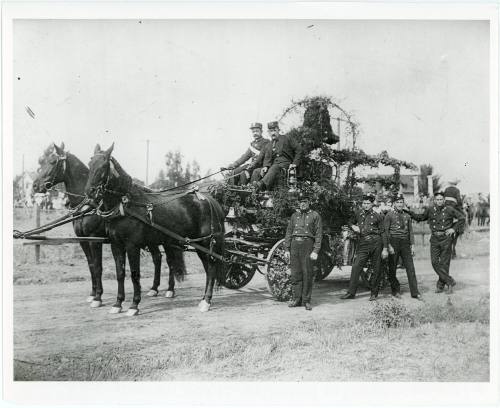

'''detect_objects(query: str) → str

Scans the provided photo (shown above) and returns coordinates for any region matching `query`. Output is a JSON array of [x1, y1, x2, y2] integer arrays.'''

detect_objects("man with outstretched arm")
[[284, 192, 322, 311], [221, 122, 270, 186], [384, 194, 422, 300], [403, 191, 465, 294], [340, 193, 389, 301]]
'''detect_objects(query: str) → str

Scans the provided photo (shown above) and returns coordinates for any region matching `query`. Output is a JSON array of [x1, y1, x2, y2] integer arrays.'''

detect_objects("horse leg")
[[109, 242, 126, 314], [89, 243, 103, 308], [201, 256, 221, 313], [79, 242, 96, 303], [146, 245, 162, 297], [196, 252, 211, 311], [164, 245, 186, 298], [126, 245, 141, 316]]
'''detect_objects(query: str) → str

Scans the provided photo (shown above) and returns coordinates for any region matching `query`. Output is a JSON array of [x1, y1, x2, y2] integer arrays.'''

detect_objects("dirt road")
[[13, 252, 489, 381]]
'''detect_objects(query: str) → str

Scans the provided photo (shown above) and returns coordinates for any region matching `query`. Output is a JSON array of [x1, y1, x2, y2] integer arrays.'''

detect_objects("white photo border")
[[2, 1, 499, 407]]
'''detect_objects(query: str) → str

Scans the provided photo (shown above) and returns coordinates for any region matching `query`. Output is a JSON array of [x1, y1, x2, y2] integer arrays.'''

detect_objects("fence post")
[[35, 203, 40, 264]]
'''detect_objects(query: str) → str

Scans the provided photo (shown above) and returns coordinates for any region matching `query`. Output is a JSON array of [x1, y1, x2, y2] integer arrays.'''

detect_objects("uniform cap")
[[267, 121, 279, 130], [249, 122, 262, 130], [435, 191, 445, 198], [394, 194, 405, 202], [298, 191, 311, 201]]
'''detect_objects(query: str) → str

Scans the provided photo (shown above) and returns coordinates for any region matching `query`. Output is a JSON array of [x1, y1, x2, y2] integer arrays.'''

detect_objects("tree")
[[418, 164, 442, 195], [151, 151, 202, 190]]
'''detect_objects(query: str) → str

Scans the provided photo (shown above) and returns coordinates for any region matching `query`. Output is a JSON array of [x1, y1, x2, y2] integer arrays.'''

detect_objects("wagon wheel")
[[223, 258, 257, 289], [265, 239, 293, 301], [313, 251, 333, 281], [359, 259, 389, 290], [359, 264, 374, 289], [314, 236, 335, 281]]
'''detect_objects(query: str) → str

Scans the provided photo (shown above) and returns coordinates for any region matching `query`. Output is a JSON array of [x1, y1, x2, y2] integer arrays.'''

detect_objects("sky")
[[13, 19, 490, 193]]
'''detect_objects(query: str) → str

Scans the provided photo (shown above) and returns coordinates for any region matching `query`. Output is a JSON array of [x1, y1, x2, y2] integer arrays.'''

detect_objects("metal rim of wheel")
[[265, 239, 293, 301]]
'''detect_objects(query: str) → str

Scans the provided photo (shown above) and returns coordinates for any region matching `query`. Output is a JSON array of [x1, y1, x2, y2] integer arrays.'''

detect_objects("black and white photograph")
[[2, 2, 499, 407]]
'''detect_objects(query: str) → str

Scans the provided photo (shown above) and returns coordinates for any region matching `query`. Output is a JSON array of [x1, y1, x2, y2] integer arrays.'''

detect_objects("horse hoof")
[[198, 300, 211, 312], [146, 290, 158, 297], [165, 290, 175, 298], [126, 308, 139, 317], [90, 300, 102, 308], [86, 296, 94, 303], [109, 306, 122, 314]]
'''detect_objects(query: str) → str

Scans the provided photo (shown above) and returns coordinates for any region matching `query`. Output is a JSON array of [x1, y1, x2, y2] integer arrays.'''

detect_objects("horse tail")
[[164, 245, 186, 282], [207, 195, 226, 286]]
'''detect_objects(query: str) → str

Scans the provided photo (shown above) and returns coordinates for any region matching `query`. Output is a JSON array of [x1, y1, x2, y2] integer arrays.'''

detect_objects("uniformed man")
[[443, 179, 463, 212], [340, 193, 389, 301], [384, 194, 421, 299], [221, 122, 270, 186], [284, 192, 322, 311], [404, 191, 465, 293], [253, 121, 303, 191]]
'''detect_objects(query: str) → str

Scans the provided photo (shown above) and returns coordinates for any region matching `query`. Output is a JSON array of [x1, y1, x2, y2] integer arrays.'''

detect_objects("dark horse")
[[33, 143, 184, 307], [85, 144, 225, 315]]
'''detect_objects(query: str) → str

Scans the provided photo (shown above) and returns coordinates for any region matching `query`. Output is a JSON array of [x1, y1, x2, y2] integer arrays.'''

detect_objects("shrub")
[[370, 299, 416, 328]]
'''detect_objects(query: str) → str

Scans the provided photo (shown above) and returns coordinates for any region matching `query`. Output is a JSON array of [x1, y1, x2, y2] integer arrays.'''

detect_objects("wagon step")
[[226, 249, 269, 264]]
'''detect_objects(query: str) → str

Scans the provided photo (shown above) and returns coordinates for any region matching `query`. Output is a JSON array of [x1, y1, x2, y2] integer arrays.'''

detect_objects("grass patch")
[[15, 296, 489, 381]]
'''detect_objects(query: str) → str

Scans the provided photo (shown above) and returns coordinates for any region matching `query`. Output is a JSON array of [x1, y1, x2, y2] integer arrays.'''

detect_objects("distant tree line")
[[150, 151, 208, 189]]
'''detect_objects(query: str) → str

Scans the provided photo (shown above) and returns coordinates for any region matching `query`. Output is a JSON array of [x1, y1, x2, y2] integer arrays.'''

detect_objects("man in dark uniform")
[[384, 194, 422, 299], [284, 192, 322, 311], [443, 179, 465, 259], [404, 191, 465, 293], [221, 122, 270, 186], [253, 121, 303, 191], [340, 193, 389, 301], [443, 179, 463, 212]]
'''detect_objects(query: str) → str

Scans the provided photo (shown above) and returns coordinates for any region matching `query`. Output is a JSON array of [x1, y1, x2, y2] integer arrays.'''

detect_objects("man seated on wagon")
[[252, 121, 303, 191], [221, 122, 270, 186]]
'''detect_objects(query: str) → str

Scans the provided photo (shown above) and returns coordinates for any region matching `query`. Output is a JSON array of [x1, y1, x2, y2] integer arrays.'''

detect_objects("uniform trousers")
[[348, 238, 383, 296], [388, 237, 419, 297], [290, 238, 315, 303], [228, 164, 251, 186], [430, 234, 455, 288], [250, 168, 264, 183], [261, 160, 289, 189]]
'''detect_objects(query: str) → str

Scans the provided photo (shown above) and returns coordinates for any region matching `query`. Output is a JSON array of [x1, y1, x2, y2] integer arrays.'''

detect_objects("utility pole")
[[146, 139, 150, 186], [21, 154, 25, 201]]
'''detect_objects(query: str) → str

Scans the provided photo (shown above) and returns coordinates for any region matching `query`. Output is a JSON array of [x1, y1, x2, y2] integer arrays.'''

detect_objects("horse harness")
[[93, 159, 223, 261]]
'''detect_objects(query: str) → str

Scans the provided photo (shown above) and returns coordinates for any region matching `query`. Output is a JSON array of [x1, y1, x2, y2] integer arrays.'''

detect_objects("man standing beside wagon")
[[384, 194, 422, 299], [403, 191, 465, 294], [284, 192, 322, 311]]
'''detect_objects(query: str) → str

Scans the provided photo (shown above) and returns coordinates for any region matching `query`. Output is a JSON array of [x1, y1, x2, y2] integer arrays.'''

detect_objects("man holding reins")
[[221, 122, 270, 186]]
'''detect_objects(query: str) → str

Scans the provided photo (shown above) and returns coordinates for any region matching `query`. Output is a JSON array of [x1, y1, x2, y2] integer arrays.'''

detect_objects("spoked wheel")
[[223, 260, 257, 289], [314, 236, 335, 281], [359, 265, 374, 289], [359, 260, 390, 290], [265, 239, 293, 301]]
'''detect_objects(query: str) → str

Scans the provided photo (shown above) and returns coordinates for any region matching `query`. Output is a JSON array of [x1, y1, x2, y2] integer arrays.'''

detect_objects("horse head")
[[85, 143, 115, 201], [33, 142, 67, 193]]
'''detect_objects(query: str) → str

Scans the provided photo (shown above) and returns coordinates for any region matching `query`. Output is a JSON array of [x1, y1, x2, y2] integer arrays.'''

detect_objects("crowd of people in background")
[[14, 191, 69, 211]]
